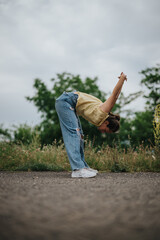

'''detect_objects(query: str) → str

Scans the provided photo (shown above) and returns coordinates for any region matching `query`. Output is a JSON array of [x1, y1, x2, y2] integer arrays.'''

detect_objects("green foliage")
[[0, 141, 69, 171], [118, 117, 132, 147], [26, 72, 143, 146], [0, 140, 159, 172], [113, 91, 143, 114], [2, 68, 157, 148], [131, 111, 154, 146], [0, 124, 11, 141], [26, 73, 107, 145], [1, 67, 160, 173], [140, 64, 160, 111], [13, 124, 40, 145]]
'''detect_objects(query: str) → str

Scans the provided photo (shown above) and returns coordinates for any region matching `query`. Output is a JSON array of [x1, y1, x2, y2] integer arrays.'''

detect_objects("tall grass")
[[0, 139, 159, 172]]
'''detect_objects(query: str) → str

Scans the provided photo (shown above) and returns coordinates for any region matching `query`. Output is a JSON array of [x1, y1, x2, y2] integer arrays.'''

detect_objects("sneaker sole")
[[71, 174, 96, 178], [71, 176, 96, 178]]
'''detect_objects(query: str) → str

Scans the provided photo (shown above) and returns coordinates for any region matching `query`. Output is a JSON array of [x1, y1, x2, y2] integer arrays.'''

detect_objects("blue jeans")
[[55, 92, 89, 170]]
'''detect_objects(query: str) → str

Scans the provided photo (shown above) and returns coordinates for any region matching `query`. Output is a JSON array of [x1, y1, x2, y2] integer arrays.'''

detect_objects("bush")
[[13, 124, 40, 145]]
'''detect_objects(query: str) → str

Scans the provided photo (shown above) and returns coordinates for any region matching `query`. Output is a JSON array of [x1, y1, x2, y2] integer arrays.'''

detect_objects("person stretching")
[[55, 72, 127, 178]]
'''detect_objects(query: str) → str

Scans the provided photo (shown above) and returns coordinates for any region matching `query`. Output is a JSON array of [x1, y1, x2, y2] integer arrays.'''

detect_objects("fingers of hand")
[[118, 72, 127, 81]]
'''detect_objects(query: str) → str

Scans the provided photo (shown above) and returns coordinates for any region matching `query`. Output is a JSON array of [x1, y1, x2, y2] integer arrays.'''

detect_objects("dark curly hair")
[[107, 112, 120, 132]]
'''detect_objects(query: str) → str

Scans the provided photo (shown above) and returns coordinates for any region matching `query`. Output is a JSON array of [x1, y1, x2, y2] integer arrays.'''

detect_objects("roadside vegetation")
[[0, 65, 159, 172], [0, 137, 159, 172]]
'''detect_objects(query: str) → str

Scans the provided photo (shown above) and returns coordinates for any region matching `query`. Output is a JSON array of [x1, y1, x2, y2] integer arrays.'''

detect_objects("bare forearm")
[[112, 78, 124, 99], [99, 73, 127, 113]]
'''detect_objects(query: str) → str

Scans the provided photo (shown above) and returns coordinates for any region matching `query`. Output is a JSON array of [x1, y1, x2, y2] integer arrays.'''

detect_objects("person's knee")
[[76, 128, 84, 139]]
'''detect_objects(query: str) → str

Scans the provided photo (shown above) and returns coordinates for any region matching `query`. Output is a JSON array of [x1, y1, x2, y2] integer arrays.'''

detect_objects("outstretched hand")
[[100, 71, 127, 113], [118, 72, 127, 81]]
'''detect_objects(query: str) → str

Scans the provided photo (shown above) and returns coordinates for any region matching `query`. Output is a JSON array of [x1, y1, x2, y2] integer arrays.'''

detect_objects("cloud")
[[0, 0, 160, 126]]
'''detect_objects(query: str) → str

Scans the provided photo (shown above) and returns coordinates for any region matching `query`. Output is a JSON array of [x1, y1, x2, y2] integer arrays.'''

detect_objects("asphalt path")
[[0, 172, 160, 240]]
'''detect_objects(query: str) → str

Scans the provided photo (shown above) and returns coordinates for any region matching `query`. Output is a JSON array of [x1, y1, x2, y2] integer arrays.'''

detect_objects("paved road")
[[0, 172, 160, 240]]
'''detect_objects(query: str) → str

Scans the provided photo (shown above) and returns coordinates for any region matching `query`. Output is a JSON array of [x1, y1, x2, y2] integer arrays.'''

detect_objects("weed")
[[0, 139, 159, 172]]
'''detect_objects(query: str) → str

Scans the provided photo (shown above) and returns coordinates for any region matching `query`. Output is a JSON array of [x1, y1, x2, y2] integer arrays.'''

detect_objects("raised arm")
[[100, 72, 127, 113]]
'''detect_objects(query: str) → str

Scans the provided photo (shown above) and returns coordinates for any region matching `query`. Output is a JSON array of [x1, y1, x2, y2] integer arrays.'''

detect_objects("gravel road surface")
[[0, 172, 160, 240]]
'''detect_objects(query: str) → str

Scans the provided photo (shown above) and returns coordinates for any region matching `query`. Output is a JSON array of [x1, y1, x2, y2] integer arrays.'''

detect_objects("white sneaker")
[[87, 167, 98, 174], [71, 168, 97, 178]]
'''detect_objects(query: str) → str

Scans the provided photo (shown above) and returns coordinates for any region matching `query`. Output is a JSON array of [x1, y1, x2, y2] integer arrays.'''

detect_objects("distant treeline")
[[0, 64, 160, 148]]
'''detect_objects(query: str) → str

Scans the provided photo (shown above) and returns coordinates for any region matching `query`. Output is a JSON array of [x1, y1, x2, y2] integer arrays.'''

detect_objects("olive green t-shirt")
[[75, 92, 109, 127]]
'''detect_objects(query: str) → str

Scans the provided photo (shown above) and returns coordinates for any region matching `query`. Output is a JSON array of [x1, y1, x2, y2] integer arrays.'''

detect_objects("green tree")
[[26, 72, 142, 146], [140, 64, 160, 111], [130, 64, 160, 147], [113, 91, 142, 115], [131, 111, 154, 146], [26, 73, 107, 145], [0, 124, 11, 141], [13, 124, 39, 145]]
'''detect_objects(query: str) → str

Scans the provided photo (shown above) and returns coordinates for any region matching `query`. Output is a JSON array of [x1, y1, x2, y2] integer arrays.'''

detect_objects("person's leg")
[[76, 111, 98, 174], [55, 92, 87, 170], [76, 115, 88, 168]]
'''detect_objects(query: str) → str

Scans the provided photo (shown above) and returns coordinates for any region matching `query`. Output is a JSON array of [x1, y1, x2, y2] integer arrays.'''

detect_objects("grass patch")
[[0, 140, 160, 172]]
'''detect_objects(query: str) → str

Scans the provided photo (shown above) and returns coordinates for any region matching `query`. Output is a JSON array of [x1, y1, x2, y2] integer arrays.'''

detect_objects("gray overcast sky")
[[0, 0, 160, 127]]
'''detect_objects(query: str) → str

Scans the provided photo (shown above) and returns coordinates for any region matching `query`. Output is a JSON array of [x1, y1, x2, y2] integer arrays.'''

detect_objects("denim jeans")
[[55, 92, 89, 170]]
